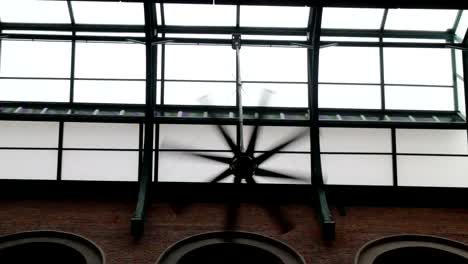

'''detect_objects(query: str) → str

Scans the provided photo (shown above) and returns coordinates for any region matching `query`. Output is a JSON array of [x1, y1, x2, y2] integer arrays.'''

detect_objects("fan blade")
[[246, 89, 273, 155], [254, 129, 308, 165], [208, 168, 233, 183], [255, 168, 303, 181], [192, 153, 231, 164], [215, 124, 239, 154]]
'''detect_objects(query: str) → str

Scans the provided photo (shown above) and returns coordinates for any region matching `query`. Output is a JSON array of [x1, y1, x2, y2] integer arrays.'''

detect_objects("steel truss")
[[0, 0, 467, 240]]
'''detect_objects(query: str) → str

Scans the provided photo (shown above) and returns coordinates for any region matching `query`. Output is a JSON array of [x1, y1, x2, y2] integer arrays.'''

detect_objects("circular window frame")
[[355, 234, 468, 264], [0, 230, 105, 264], [156, 231, 306, 264]]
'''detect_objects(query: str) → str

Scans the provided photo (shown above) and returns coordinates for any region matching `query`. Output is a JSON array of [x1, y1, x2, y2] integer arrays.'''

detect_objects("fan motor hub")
[[230, 155, 257, 178]]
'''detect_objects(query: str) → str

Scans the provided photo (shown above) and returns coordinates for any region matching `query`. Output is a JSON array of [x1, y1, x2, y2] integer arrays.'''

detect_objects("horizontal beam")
[[51, 0, 468, 9], [0, 23, 144, 32]]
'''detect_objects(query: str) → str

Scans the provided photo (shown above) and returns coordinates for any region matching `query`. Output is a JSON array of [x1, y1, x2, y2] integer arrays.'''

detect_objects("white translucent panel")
[[321, 36, 379, 42], [158, 151, 233, 182], [242, 126, 310, 152], [385, 86, 454, 111], [62, 151, 138, 181], [0, 40, 71, 78], [74, 80, 145, 104], [75, 43, 145, 79], [385, 9, 458, 31], [0, 121, 59, 148], [318, 84, 381, 109], [165, 33, 231, 39], [320, 128, 391, 153], [255, 154, 310, 184], [242, 35, 308, 41], [383, 38, 447, 43], [163, 82, 235, 106], [455, 11, 468, 43], [322, 8, 385, 29], [71, 1, 144, 25], [64, 123, 139, 149], [0, 79, 69, 102], [0, 150, 57, 180], [455, 50, 464, 78], [322, 154, 393, 186], [457, 78, 466, 116], [164, 4, 236, 26], [242, 83, 308, 108], [165, 45, 235, 81], [242, 47, 307, 82], [319, 47, 380, 83], [240, 6, 309, 28], [397, 156, 468, 187], [0, 0, 70, 23], [159, 124, 236, 151], [76, 32, 145, 37], [396, 129, 468, 155], [2, 30, 72, 35], [384, 48, 452, 86]]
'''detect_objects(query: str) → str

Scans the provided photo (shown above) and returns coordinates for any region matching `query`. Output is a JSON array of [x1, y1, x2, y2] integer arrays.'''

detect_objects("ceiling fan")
[[166, 34, 309, 233]]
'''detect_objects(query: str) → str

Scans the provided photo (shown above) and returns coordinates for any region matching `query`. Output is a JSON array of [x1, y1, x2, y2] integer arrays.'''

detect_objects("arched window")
[[157, 231, 305, 264], [355, 234, 468, 264], [0, 230, 105, 264]]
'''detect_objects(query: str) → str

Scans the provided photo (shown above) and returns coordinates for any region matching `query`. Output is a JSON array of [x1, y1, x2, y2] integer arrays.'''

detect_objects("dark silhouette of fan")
[[167, 34, 309, 233]]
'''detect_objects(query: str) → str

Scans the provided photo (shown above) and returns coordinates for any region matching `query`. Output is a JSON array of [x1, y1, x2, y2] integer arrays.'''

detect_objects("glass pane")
[[455, 11, 468, 43], [64, 123, 139, 149], [0, 150, 57, 180], [397, 156, 468, 187], [164, 33, 231, 39], [2, 30, 72, 36], [318, 84, 381, 109], [384, 48, 453, 86], [0, 40, 71, 78], [321, 36, 379, 42], [457, 78, 466, 116], [159, 124, 236, 151], [254, 153, 310, 184], [158, 151, 233, 182], [455, 50, 464, 79], [322, 8, 384, 29], [319, 47, 380, 83], [242, 126, 310, 152], [320, 128, 391, 153], [163, 81, 235, 106], [240, 5, 309, 28], [75, 43, 145, 79], [385, 86, 454, 111], [383, 38, 447, 43], [242, 35, 307, 41], [0, 0, 70, 23], [322, 154, 393, 186], [242, 83, 308, 108], [385, 9, 458, 31], [75, 32, 145, 37], [0, 79, 69, 102], [74, 80, 145, 104], [242, 47, 307, 82], [164, 45, 235, 81], [396, 129, 468, 154], [71, 1, 144, 25], [62, 151, 138, 181], [0, 121, 59, 148], [163, 4, 236, 26]]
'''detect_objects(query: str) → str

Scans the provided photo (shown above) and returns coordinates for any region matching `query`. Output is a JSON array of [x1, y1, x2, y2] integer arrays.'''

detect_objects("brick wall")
[[0, 199, 467, 264]]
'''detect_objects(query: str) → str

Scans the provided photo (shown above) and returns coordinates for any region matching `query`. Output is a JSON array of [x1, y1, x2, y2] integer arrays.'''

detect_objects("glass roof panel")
[[384, 48, 453, 86], [322, 8, 385, 29], [385, 86, 454, 111], [0, 79, 69, 102], [319, 47, 380, 83], [385, 9, 458, 31], [457, 78, 466, 116], [383, 38, 447, 43], [319, 84, 381, 109], [0, 121, 59, 148], [241, 47, 307, 82], [396, 129, 468, 155], [163, 4, 236, 26], [320, 128, 391, 153], [240, 5, 309, 28], [0, 150, 57, 180], [321, 36, 379, 42], [242, 83, 308, 108], [74, 80, 145, 104], [0, 0, 70, 23], [163, 81, 235, 106], [71, 1, 144, 25], [242, 126, 310, 152]]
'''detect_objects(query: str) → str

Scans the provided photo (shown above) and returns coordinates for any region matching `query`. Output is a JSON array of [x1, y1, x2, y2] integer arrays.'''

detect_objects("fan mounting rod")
[[232, 33, 245, 153]]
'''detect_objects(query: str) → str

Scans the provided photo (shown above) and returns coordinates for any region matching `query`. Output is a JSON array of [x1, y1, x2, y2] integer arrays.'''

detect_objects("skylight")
[[0, 0, 70, 24], [163, 4, 236, 26], [71, 1, 144, 25], [322, 8, 385, 29], [240, 5, 310, 28], [385, 9, 458, 31]]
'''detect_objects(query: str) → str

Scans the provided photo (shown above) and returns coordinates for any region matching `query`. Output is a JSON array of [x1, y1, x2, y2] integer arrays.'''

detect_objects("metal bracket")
[[232, 33, 241, 50], [316, 187, 336, 241]]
